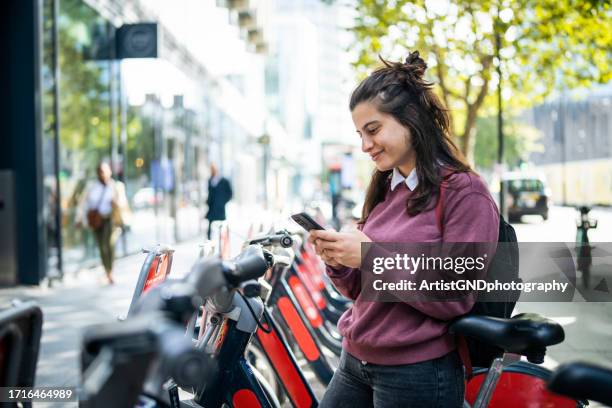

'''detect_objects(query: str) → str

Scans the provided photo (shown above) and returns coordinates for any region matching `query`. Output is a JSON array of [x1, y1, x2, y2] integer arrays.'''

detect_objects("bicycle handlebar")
[[225, 245, 273, 286], [184, 245, 272, 300], [248, 230, 294, 248]]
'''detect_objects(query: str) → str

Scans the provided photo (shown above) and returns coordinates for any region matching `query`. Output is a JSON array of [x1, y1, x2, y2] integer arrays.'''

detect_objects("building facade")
[[0, 0, 276, 285], [528, 85, 612, 206]]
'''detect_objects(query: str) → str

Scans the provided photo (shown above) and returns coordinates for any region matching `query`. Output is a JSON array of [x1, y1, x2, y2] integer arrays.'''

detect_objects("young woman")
[[309, 51, 499, 407], [79, 162, 131, 284]]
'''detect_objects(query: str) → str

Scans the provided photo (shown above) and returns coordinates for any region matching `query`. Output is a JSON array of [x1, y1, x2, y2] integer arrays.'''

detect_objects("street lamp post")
[[50, 0, 63, 283], [258, 133, 271, 209], [495, 26, 506, 220], [559, 92, 567, 206]]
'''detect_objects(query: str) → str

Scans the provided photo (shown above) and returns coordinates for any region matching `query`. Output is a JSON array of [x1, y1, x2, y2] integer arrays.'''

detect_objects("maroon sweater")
[[327, 170, 499, 365]]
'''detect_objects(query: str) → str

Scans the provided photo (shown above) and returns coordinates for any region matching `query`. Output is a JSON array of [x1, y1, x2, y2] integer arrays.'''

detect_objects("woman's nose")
[[361, 135, 374, 152]]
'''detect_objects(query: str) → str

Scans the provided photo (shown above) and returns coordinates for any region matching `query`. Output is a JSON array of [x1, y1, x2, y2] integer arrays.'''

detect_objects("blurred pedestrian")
[[78, 162, 131, 284], [205, 164, 233, 240]]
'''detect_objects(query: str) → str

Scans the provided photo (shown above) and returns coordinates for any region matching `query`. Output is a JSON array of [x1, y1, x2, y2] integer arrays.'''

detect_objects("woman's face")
[[352, 101, 415, 174]]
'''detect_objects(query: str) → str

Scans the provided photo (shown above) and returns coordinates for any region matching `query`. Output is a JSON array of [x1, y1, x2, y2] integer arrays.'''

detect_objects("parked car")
[[132, 187, 163, 209], [503, 173, 551, 222]]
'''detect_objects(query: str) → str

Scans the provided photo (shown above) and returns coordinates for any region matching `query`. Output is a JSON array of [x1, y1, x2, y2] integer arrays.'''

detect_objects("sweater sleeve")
[[325, 264, 361, 300]]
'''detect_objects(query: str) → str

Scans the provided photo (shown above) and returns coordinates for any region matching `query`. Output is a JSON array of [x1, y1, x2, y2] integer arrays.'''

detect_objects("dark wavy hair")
[[350, 51, 470, 225]]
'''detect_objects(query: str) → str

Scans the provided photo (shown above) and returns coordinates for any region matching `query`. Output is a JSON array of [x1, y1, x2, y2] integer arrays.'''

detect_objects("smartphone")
[[291, 212, 325, 232]]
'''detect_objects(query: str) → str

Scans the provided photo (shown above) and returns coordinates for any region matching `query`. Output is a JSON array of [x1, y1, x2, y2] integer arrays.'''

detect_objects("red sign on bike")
[[142, 254, 170, 293]]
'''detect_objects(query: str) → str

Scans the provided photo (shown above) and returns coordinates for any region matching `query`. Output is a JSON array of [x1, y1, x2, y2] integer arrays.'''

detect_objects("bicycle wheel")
[[251, 364, 282, 408], [247, 342, 287, 405], [465, 361, 586, 407]]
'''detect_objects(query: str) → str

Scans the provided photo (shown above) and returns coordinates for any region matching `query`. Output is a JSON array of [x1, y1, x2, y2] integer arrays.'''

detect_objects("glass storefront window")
[[56, 0, 114, 269], [41, 0, 59, 277], [39, 0, 255, 278]]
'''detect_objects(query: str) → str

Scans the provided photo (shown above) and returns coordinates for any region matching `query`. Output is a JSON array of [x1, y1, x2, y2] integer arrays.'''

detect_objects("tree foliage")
[[350, 0, 612, 164], [473, 115, 544, 170], [57, 0, 112, 173]]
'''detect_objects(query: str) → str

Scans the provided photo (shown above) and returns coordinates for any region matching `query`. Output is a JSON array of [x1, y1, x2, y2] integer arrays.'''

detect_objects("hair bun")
[[403, 51, 427, 79]]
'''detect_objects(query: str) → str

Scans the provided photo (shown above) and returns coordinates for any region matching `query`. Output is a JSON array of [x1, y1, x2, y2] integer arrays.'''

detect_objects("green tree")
[[351, 0, 612, 163], [473, 116, 544, 170]]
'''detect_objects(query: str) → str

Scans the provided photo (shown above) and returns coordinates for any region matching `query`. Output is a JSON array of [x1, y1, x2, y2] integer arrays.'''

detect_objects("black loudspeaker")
[[116, 23, 158, 59]]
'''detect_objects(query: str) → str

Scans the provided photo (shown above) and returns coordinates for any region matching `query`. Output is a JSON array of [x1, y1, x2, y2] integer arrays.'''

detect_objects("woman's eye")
[[367, 127, 379, 134]]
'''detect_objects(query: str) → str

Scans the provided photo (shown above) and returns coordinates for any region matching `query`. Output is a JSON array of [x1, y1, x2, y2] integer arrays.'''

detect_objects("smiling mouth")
[[371, 150, 383, 161]]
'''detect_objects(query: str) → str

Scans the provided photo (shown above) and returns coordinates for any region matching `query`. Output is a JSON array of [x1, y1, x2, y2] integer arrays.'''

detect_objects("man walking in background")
[[206, 163, 233, 240]]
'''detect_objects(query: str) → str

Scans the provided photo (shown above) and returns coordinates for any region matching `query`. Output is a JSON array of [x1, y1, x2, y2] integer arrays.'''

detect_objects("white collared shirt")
[[390, 167, 419, 191], [86, 181, 113, 216]]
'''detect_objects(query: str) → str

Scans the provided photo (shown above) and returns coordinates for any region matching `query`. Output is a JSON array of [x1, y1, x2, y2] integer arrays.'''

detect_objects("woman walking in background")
[[79, 162, 131, 284]]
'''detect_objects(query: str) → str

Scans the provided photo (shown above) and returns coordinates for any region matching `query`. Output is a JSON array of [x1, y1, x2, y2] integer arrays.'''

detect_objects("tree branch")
[[464, 75, 472, 103], [461, 56, 493, 158]]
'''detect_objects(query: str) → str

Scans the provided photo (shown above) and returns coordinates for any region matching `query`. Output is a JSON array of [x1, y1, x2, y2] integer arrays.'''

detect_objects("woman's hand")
[[308, 228, 372, 269], [307, 232, 342, 268]]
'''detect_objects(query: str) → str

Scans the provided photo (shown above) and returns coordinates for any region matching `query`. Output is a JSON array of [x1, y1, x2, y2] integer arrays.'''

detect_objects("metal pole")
[[118, 60, 128, 255], [495, 28, 505, 219], [154, 96, 161, 243], [263, 143, 269, 209], [559, 91, 567, 206], [51, 0, 63, 281], [109, 25, 119, 172], [119, 63, 127, 184]]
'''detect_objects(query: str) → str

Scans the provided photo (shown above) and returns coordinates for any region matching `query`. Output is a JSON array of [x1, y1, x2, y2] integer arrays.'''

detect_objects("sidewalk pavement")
[[516, 302, 612, 370]]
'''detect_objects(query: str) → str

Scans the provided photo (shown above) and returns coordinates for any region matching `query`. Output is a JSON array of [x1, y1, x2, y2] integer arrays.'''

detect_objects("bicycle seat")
[[548, 362, 612, 406], [449, 313, 564, 363]]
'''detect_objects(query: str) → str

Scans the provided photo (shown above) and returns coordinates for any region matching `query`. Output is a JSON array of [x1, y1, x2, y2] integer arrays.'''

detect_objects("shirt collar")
[[390, 167, 418, 191]]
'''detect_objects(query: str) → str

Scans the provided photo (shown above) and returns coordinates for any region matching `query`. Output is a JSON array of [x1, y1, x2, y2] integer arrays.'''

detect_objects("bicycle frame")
[[194, 306, 275, 408], [282, 264, 343, 356], [265, 262, 335, 385], [298, 246, 351, 310], [190, 265, 322, 408], [253, 309, 318, 408], [128, 245, 174, 317], [126, 235, 338, 407], [128, 247, 278, 408], [294, 257, 344, 325]]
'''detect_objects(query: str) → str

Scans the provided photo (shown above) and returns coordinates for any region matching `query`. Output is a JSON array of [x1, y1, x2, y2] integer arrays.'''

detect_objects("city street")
[[512, 205, 611, 243]]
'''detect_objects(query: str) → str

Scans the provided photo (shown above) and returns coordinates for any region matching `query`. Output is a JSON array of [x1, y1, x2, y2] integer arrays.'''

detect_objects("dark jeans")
[[93, 218, 120, 273], [320, 349, 464, 408]]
